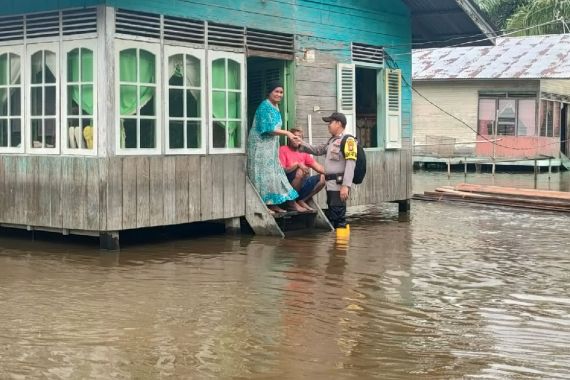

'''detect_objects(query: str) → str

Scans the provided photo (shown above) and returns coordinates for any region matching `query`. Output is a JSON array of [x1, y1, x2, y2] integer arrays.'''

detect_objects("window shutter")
[[337, 63, 355, 135], [385, 68, 402, 149]]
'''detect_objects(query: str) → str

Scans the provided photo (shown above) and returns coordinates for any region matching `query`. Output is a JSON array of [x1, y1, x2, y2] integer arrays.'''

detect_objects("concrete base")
[[100, 231, 120, 250], [225, 217, 241, 234]]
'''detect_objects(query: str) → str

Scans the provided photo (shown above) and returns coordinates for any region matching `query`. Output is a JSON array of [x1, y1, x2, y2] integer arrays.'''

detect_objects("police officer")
[[297, 112, 357, 229]]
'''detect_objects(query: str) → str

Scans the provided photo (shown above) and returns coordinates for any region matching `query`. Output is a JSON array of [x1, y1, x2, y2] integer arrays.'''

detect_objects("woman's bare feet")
[[268, 205, 287, 214], [297, 200, 314, 211], [286, 201, 307, 212]]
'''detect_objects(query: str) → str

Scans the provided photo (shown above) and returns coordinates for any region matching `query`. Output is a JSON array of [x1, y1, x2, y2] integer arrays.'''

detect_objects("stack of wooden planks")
[[413, 184, 570, 213]]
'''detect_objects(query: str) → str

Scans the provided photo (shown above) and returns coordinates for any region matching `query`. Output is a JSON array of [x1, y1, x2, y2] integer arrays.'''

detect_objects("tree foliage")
[[476, 0, 531, 31], [476, 0, 570, 36], [506, 0, 570, 36]]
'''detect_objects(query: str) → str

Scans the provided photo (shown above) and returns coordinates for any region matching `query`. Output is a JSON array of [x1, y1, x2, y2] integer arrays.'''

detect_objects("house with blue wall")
[[0, 0, 494, 246]]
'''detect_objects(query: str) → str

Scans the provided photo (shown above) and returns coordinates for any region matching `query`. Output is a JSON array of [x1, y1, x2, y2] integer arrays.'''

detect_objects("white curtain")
[[168, 54, 200, 87], [0, 53, 21, 110]]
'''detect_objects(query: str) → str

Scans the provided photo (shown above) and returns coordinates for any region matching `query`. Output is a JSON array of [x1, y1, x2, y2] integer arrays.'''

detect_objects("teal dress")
[[247, 99, 298, 205]]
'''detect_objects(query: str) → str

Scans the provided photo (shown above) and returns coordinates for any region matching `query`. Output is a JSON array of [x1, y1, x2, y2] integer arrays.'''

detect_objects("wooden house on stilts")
[[0, 0, 494, 248]]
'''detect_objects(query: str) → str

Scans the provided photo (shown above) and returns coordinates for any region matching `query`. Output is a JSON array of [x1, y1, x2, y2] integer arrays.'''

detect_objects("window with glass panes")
[[210, 53, 244, 151], [166, 48, 205, 153], [478, 95, 537, 137], [0, 52, 22, 151], [30, 47, 58, 150], [539, 100, 561, 137], [65, 46, 95, 152], [118, 45, 158, 151]]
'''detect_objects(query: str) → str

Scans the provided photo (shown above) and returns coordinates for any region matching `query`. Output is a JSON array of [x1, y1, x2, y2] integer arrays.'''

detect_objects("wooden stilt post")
[[534, 159, 538, 188], [548, 158, 552, 181], [398, 199, 411, 213], [447, 158, 451, 179], [100, 231, 120, 250], [464, 157, 467, 177]]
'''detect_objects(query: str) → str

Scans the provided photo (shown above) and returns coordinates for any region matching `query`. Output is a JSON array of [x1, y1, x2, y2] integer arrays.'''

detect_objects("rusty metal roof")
[[413, 34, 570, 80]]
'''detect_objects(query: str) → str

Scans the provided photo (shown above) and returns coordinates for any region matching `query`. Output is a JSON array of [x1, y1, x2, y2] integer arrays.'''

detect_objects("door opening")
[[355, 67, 379, 148], [247, 57, 292, 132]]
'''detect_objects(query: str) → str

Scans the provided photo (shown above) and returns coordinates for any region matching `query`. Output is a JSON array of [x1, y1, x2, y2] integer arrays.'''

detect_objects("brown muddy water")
[[1, 171, 570, 379]]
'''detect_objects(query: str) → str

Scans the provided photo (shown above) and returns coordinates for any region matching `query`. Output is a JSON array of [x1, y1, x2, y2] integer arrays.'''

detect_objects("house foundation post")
[[100, 231, 120, 250], [398, 199, 411, 213], [225, 217, 241, 234]]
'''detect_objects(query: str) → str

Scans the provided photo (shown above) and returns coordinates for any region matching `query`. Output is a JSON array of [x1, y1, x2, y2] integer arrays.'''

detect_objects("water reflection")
[[0, 172, 569, 378]]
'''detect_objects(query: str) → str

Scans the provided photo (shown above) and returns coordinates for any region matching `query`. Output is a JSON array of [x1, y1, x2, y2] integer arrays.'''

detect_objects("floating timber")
[[413, 183, 570, 213]]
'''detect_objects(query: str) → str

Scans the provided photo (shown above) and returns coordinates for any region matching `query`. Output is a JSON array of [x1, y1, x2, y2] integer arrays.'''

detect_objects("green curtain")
[[119, 49, 155, 148], [68, 49, 94, 115], [120, 49, 155, 115], [212, 58, 240, 148]]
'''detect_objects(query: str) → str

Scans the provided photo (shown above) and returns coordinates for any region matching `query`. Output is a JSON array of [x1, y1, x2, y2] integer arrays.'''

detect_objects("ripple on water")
[[1, 173, 570, 378]]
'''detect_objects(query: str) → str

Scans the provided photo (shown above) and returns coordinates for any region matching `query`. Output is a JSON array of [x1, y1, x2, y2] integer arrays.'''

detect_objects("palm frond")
[[506, 0, 570, 36]]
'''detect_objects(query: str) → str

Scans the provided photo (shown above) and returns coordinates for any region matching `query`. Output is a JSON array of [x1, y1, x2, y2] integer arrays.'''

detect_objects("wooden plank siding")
[[0, 155, 250, 232], [0, 152, 408, 233], [540, 79, 570, 97]]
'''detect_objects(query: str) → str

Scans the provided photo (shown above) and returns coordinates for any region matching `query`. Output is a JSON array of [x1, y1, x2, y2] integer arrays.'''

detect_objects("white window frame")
[[62, 39, 98, 156], [115, 40, 161, 155], [164, 45, 206, 155], [26, 42, 60, 155], [0, 46, 25, 154], [208, 50, 246, 154]]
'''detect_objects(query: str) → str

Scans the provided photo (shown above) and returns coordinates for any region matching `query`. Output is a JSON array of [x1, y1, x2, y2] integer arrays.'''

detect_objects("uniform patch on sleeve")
[[344, 137, 357, 161]]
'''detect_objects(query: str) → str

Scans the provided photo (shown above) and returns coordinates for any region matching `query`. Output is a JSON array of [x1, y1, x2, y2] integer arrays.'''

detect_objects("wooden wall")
[[313, 149, 412, 208], [540, 80, 570, 97], [348, 149, 412, 206], [0, 151, 411, 234], [0, 155, 246, 233]]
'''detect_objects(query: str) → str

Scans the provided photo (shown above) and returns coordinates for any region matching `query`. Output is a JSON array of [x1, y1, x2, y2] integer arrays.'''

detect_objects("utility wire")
[[383, 53, 569, 152], [295, 18, 563, 56]]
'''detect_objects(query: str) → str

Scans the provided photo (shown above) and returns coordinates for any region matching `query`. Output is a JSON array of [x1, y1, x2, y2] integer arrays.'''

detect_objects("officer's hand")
[[340, 186, 350, 202]]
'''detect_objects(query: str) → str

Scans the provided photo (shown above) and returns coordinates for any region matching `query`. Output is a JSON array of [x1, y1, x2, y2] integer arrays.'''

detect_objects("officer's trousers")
[[326, 191, 347, 228]]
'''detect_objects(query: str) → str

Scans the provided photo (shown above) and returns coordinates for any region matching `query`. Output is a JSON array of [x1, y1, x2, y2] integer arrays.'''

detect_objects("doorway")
[[355, 67, 379, 148], [247, 57, 293, 131]]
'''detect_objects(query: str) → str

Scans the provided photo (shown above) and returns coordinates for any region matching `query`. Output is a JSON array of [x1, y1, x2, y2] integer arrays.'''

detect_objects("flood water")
[[1, 171, 570, 379]]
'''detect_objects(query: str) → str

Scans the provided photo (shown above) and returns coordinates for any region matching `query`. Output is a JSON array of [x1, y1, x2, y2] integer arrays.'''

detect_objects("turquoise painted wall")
[[105, 0, 414, 140], [2, 0, 102, 15], [1, 0, 413, 140]]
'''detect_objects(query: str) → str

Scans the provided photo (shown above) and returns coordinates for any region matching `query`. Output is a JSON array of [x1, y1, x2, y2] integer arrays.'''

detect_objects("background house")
[[413, 34, 570, 165], [0, 0, 493, 246]]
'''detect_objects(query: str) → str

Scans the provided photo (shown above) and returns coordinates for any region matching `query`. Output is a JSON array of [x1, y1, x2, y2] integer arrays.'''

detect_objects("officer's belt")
[[325, 173, 343, 181]]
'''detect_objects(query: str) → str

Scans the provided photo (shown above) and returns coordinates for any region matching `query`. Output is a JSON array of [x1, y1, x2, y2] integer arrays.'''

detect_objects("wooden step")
[[244, 179, 333, 237], [272, 209, 317, 219]]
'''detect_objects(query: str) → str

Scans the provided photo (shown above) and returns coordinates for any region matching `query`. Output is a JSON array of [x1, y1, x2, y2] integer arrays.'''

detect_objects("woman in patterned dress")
[[247, 82, 306, 214]]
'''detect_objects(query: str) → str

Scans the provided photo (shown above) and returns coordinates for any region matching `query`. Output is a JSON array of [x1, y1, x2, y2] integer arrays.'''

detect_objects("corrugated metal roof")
[[413, 34, 570, 80], [404, 0, 496, 47]]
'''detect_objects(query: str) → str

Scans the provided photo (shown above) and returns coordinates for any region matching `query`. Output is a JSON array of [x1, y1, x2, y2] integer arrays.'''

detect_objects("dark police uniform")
[[299, 133, 357, 228]]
